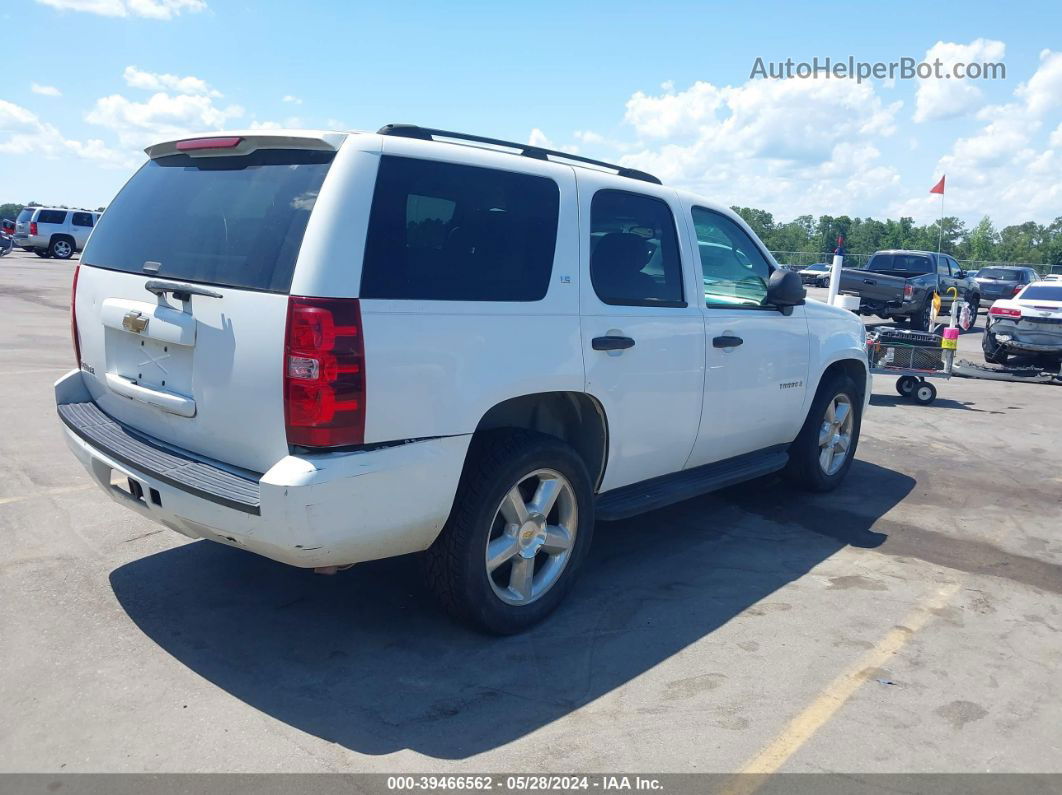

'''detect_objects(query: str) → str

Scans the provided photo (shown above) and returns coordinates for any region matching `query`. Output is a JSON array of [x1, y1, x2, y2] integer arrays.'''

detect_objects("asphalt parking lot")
[[1, 249, 1060, 774]]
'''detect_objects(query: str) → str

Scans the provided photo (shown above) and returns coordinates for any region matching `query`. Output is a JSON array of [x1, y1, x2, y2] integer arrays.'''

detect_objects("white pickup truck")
[[56, 125, 871, 633]]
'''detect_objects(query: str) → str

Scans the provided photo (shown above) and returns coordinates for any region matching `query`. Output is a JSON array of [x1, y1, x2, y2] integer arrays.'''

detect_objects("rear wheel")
[[48, 237, 74, 260], [784, 373, 862, 493], [896, 376, 918, 397], [424, 429, 594, 634], [911, 300, 933, 331]]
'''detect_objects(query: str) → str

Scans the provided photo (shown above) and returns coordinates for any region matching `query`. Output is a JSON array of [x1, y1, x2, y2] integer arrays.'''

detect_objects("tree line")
[[731, 207, 1062, 269]]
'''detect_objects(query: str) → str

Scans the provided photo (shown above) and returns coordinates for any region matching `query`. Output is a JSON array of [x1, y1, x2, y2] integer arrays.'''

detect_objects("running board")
[[595, 447, 789, 521]]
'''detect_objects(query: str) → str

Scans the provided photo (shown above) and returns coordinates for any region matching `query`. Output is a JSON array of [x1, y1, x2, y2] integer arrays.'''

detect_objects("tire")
[[424, 429, 594, 634], [896, 376, 918, 397], [963, 296, 980, 332], [982, 327, 1009, 365], [34, 248, 51, 258], [912, 381, 937, 405], [48, 237, 74, 260], [784, 373, 863, 493], [911, 300, 932, 331]]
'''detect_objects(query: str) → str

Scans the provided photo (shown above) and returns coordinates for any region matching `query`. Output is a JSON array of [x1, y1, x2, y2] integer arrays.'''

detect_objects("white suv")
[[55, 125, 870, 633], [14, 206, 100, 259]]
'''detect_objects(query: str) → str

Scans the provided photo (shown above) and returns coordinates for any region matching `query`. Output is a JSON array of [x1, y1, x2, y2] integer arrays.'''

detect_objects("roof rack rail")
[[377, 124, 662, 185]]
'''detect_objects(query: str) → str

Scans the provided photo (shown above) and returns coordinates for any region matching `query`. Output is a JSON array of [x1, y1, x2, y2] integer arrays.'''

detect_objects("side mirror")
[[767, 269, 806, 314], [956, 269, 966, 278]]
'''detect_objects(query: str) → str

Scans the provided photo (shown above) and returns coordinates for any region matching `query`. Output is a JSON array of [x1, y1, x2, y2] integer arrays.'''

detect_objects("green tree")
[[967, 216, 998, 262]]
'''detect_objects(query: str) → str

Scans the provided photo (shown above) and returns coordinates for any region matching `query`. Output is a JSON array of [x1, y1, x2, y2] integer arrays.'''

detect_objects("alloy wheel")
[[818, 394, 853, 476], [485, 468, 577, 606]]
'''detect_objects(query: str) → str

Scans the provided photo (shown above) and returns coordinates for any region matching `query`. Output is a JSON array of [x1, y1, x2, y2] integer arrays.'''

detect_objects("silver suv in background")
[[13, 207, 100, 259]]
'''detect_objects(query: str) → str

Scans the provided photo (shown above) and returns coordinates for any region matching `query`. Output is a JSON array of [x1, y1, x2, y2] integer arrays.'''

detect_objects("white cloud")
[[527, 128, 578, 154], [891, 49, 1062, 225], [123, 65, 219, 97], [281, 95, 302, 105], [31, 83, 62, 97], [34, 0, 206, 19], [1016, 49, 1062, 116], [0, 99, 138, 168], [249, 116, 303, 130], [86, 91, 244, 149], [608, 76, 902, 219], [912, 39, 1005, 123]]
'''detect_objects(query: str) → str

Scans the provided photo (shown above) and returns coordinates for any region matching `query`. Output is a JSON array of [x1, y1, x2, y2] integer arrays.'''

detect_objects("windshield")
[[977, 268, 1018, 280], [1020, 285, 1062, 301], [865, 253, 932, 274], [82, 148, 334, 293]]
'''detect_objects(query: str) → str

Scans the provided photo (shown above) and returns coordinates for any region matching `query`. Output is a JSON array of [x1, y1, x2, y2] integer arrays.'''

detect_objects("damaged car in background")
[[982, 282, 1062, 365]]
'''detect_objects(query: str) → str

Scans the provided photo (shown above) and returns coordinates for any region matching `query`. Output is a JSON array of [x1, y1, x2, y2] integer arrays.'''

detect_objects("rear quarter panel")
[[332, 136, 585, 443]]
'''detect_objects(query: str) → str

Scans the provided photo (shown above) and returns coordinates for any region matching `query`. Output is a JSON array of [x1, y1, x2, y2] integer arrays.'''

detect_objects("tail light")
[[71, 265, 81, 367], [989, 306, 1021, 319], [30, 221, 38, 236], [903, 284, 914, 301], [284, 297, 365, 448], [1012, 285, 1023, 295]]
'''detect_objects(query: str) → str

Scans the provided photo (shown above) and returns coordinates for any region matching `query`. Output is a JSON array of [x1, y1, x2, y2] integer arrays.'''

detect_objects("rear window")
[[1021, 286, 1062, 301], [81, 148, 334, 293], [16, 208, 35, 223], [360, 156, 560, 301], [978, 268, 1017, 280], [37, 210, 67, 225], [866, 253, 932, 274]]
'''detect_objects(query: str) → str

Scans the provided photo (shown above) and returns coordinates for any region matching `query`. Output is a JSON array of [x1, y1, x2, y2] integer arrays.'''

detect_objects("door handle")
[[592, 335, 635, 351], [713, 335, 744, 348]]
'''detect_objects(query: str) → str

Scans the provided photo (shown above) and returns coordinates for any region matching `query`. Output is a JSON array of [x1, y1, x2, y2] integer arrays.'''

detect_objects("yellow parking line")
[[730, 580, 962, 786], [0, 484, 95, 506]]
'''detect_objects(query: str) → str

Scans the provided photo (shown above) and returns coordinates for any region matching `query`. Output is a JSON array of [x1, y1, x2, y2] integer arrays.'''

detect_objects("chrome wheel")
[[52, 239, 72, 258], [485, 468, 577, 606], [818, 394, 853, 476]]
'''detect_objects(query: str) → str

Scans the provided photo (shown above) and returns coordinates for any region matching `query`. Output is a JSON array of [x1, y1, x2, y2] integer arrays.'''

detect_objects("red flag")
[[930, 175, 946, 195]]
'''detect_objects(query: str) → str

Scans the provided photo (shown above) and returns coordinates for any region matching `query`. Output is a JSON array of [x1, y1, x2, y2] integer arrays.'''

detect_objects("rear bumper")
[[55, 369, 469, 567]]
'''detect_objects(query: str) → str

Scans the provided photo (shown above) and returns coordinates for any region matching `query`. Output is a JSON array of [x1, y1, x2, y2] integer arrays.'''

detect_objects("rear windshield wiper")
[[145, 280, 223, 301]]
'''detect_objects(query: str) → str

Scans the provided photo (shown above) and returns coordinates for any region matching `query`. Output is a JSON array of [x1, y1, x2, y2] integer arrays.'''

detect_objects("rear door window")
[[37, 210, 67, 225], [589, 190, 684, 307], [360, 156, 560, 301], [81, 148, 334, 293]]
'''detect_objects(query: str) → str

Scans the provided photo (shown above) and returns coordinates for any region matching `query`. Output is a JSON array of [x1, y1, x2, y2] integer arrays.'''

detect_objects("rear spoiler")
[[144, 130, 349, 160]]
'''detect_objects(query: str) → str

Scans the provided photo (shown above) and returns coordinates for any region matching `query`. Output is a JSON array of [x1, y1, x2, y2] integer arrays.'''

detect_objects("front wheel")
[[912, 381, 937, 405], [784, 373, 863, 493], [424, 429, 594, 634]]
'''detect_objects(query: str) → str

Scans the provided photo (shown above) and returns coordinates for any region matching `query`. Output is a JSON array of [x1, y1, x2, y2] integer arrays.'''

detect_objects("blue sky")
[[3, 0, 1061, 227]]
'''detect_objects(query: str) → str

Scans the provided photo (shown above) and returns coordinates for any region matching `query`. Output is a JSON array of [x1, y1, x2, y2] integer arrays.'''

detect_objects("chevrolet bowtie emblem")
[[122, 310, 149, 334]]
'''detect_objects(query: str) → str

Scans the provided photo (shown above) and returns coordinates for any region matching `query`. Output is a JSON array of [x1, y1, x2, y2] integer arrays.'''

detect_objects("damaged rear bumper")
[[55, 369, 470, 568]]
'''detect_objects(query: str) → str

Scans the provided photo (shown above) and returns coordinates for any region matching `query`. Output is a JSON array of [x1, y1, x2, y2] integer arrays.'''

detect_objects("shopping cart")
[[866, 295, 966, 405]]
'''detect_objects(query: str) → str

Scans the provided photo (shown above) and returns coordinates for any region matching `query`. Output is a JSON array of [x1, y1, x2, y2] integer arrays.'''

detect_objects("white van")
[[56, 125, 870, 633]]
